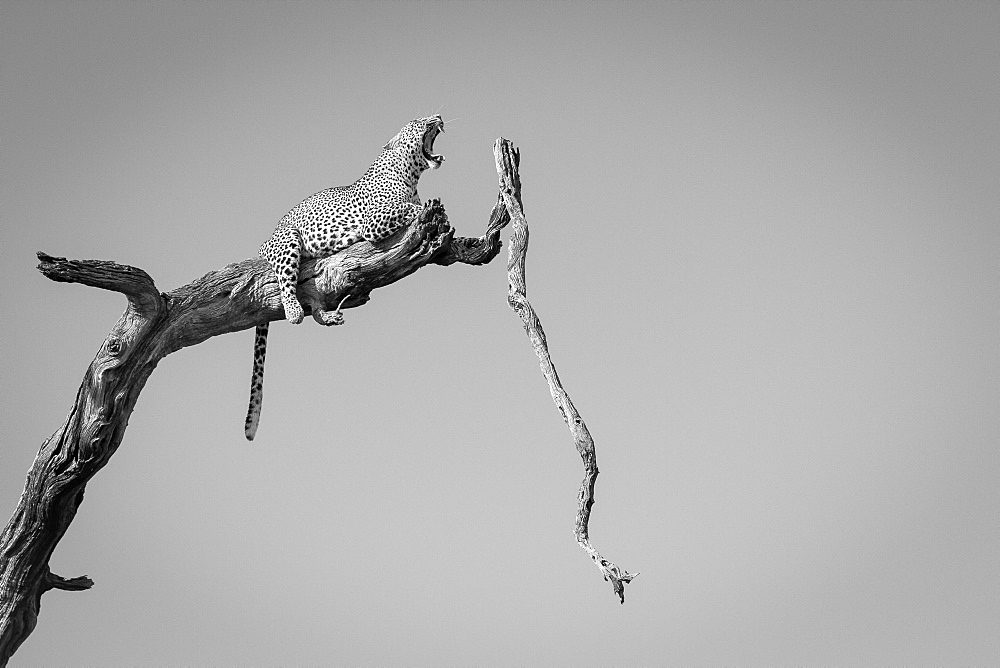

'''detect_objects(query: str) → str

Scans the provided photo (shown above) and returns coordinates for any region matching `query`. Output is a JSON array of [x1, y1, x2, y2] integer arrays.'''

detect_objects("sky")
[[2, 1, 998, 664]]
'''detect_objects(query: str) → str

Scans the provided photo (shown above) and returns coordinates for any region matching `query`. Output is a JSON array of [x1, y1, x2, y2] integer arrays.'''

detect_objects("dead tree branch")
[[0, 198, 508, 664], [0, 139, 635, 664], [494, 138, 637, 603]]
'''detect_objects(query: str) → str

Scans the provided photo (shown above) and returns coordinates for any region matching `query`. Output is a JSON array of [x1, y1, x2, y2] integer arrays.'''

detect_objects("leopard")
[[244, 115, 445, 441]]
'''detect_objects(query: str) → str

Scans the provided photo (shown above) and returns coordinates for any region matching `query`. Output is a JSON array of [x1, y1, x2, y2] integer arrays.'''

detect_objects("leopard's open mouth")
[[423, 118, 445, 169]]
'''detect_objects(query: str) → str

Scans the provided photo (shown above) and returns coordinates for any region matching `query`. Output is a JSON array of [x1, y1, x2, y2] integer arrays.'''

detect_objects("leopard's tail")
[[244, 323, 269, 441]]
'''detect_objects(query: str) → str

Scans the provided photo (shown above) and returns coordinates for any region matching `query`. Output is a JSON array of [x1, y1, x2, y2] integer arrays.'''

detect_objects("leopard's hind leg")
[[261, 226, 305, 324]]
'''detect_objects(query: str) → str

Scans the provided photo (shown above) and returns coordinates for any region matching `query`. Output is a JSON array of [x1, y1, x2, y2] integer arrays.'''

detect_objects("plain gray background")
[[2, 1, 998, 664]]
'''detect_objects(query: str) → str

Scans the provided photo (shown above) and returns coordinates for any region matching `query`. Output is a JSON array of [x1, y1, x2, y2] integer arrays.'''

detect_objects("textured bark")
[[494, 139, 637, 603], [0, 198, 508, 664]]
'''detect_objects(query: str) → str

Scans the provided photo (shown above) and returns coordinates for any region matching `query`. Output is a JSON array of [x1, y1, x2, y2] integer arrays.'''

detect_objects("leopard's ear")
[[383, 130, 402, 151]]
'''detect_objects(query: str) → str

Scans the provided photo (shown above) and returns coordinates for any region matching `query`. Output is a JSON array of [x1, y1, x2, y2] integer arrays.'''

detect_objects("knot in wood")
[[107, 337, 123, 356]]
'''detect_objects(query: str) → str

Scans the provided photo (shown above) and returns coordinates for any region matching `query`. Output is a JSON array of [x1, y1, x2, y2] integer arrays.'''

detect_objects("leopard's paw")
[[282, 296, 305, 325], [312, 309, 345, 326]]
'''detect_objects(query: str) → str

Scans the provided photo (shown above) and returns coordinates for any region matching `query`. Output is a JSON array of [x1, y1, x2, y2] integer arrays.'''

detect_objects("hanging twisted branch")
[[494, 138, 637, 603]]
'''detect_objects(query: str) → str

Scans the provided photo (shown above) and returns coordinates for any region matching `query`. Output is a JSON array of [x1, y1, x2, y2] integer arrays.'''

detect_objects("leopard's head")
[[383, 115, 445, 171]]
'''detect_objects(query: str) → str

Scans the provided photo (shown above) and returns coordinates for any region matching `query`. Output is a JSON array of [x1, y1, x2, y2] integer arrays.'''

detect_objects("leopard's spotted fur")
[[245, 116, 444, 440]]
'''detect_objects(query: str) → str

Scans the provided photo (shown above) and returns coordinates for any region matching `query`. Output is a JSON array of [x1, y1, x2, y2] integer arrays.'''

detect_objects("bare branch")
[[36, 251, 164, 319], [432, 194, 510, 266], [494, 138, 638, 603], [43, 571, 93, 593]]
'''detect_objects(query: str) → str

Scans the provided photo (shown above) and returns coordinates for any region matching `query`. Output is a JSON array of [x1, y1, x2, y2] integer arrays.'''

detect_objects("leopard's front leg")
[[260, 226, 305, 324]]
